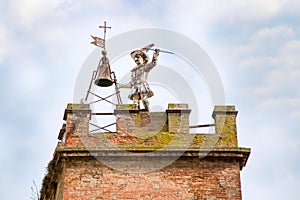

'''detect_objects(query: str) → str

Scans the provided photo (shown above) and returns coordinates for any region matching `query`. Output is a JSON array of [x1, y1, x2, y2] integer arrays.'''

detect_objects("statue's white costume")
[[119, 48, 160, 111]]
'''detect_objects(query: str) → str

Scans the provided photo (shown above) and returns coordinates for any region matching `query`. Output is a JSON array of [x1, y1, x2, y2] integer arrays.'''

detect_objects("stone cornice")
[[53, 145, 250, 170]]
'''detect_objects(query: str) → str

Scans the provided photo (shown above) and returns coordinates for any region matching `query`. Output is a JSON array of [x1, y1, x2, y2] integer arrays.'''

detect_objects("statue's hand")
[[155, 49, 160, 54]]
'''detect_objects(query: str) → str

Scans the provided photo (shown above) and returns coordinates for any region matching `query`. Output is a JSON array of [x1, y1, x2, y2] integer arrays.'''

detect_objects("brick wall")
[[59, 156, 242, 200]]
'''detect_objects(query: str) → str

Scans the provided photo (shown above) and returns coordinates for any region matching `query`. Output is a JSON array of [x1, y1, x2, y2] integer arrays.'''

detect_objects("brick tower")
[[40, 103, 250, 199]]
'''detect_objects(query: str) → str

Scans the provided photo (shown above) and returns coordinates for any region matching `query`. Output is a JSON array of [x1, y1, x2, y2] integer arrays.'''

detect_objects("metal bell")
[[94, 65, 113, 87], [94, 63, 113, 87]]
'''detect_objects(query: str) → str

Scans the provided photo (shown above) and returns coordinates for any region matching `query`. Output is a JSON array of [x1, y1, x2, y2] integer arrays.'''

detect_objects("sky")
[[1, 0, 300, 199]]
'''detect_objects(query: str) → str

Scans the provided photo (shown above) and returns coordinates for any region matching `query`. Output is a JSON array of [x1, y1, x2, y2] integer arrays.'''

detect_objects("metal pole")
[[189, 124, 215, 128], [112, 71, 122, 104], [85, 70, 97, 101]]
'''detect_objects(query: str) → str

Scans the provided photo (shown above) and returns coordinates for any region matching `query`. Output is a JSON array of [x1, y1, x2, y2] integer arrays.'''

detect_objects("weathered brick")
[[40, 104, 250, 200], [51, 157, 243, 200]]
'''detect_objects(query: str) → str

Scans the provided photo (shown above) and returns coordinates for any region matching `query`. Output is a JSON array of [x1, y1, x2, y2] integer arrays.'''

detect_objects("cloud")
[[239, 56, 280, 68], [0, 25, 8, 64], [250, 39, 300, 100], [260, 97, 300, 108], [7, 0, 67, 29], [252, 25, 295, 52], [252, 66, 300, 100], [267, 68, 300, 85], [230, 24, 300, 116], [234, 25, 295, 58], [165, 0, 286, 26], [280, 40, 300, 67], [239, 110, 300, 199], [281, 0, 300, 13], [255, 25, 294, 39], [227, 0, 286, 20]]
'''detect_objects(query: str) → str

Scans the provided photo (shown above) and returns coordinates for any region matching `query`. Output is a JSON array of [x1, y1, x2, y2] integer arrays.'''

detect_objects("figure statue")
[[99, 50, 110, 71], [118, 48, 160, 111], [94, 50, 113, 87]]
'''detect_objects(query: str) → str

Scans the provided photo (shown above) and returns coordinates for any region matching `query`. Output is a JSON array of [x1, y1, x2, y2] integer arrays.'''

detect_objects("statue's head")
[[101, 50, 107, 56], [131, 50, 148, 65]]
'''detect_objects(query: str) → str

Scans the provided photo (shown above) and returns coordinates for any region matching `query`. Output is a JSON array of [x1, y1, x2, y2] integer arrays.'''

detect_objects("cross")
[[99, 21, 111, 45]]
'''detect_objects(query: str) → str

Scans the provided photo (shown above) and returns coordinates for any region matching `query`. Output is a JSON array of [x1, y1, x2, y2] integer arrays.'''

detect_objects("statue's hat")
[[130, 50, 149, 63]]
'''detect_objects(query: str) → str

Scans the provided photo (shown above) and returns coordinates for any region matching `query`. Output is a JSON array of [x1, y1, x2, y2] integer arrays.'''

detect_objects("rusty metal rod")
[[189, 124, 215, 128], [89, 122, 112, 133], [91, 113, 114, 115], [88, 92, 117, 105], [89, 91, 116, 105]]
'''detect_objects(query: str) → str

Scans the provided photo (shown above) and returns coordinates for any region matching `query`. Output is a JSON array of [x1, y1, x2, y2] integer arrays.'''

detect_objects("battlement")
[[58, 103, 241, 149], [40, 103, 250, 200]]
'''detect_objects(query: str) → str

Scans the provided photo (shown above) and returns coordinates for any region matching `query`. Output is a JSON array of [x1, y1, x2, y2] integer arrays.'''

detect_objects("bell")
[[94, 64, 113, 87]]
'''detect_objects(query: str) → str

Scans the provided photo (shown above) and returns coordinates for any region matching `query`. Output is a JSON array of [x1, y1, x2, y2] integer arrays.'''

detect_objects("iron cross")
[[99, 21, 111, 43]]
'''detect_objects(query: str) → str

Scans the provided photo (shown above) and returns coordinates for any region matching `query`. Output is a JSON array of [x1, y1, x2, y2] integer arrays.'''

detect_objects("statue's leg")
[[133, 99, 140, 110], [142, 97, 149, 111]]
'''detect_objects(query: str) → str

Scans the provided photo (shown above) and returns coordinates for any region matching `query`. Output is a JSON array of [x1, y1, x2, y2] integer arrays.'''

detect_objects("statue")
[[94, 49, 113, 87], [118, 47, 160, 111]]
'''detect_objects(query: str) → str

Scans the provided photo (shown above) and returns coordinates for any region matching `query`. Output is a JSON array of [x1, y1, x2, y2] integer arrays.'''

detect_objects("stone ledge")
[[212, 110, 238, 118], [214, 105, 235, 111], [212, 105, 238, 118], [63, 103, 91, 120], [54, 145, 250, 170], [66, 103, 90, 110], [63, 110, 91, 120], [168, 103, 189, 109], [116, 104, 138, 110]]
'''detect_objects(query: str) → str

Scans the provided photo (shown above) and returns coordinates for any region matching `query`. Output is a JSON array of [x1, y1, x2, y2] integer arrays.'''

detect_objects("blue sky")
[[1, 0, 300, 199]]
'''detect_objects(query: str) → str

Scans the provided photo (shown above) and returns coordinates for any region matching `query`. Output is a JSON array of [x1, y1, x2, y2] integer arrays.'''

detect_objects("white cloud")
[[239, 56, 280, 68], [165, 0, 287, 27], [282, 40, 300, 52], [235, 25, 295, 58], [215, 0, 285, 20], [254, 85, 279, 96], [281, 0, 300, 13], [258, 96, 300, 121], [250, 38, 300, 99], [280, 40, 300, 67], [7, 0, 66, 29], [254, 25, 294, 40], [232, 26, 300, 111], [240, 119, 300, 199], [266, 68, 300, 85], [0, 23, 8, 63], [261, 97, 300, 108]]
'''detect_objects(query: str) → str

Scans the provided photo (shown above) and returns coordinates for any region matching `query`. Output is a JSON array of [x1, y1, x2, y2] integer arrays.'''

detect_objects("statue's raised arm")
[[116, 45, 160, 111]]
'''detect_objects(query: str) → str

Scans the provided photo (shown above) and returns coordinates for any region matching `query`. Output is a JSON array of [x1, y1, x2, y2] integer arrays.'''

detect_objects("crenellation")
[[40, 103, 250, 200]]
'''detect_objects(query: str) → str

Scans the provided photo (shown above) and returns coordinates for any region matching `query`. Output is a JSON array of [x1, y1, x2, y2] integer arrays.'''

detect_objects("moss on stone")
[[66, 103, 90, 110], [86, 131, 234, 151]]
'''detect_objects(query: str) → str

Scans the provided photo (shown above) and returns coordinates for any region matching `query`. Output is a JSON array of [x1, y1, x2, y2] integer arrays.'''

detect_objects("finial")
[[99, 21, 111, 49], [90, 21, 111, 49]]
